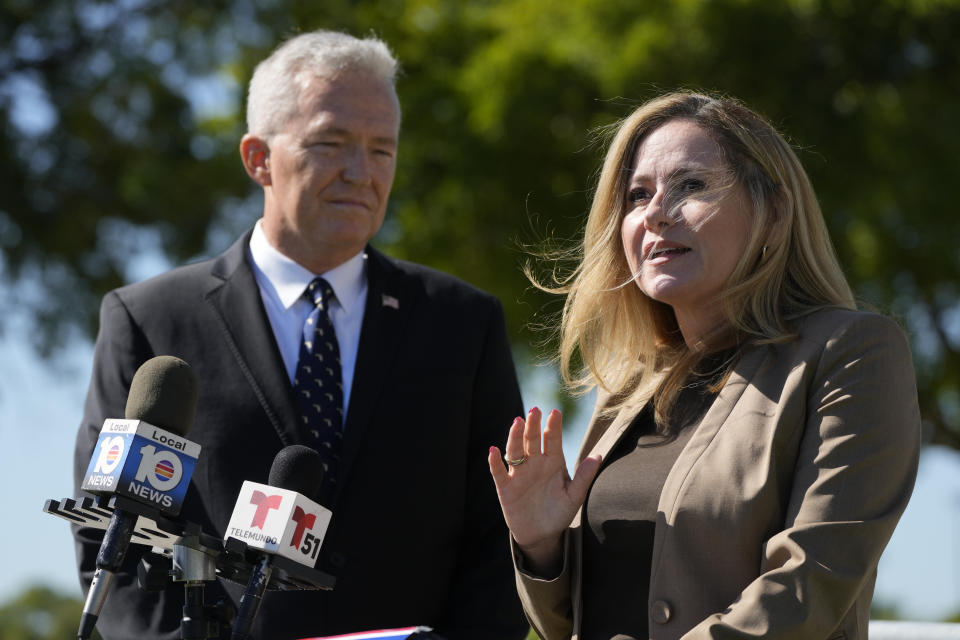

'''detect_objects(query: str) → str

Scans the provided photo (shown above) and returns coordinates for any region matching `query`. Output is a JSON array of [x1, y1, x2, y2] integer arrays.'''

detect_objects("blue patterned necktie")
[[293, 277, 343, 503]]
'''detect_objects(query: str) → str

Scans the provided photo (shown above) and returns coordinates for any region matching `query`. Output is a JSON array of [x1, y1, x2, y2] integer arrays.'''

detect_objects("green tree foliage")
[[0, 585, 101, 640], [870, 599, 903, 621], [2, 0, 959, 445]]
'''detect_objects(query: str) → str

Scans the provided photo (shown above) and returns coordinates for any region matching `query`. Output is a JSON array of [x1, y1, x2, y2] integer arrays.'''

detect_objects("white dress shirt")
[[248, 220, 367, 425]]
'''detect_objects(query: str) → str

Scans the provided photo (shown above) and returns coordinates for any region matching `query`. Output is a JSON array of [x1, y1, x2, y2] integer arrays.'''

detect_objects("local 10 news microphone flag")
[[77, 355, 201, 640], [227, 445, 332, 640]]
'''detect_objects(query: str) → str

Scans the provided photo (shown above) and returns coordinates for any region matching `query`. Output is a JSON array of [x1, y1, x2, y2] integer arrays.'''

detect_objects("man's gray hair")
[[246, 29, 399, 138]]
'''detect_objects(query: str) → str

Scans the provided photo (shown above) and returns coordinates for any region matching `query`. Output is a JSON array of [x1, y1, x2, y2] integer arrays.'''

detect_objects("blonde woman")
[[489, 93, 921, 640]]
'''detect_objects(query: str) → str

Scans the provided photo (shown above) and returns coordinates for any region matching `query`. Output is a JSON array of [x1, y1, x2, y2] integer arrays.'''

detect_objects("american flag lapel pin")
[[381, 294, 399, 310]]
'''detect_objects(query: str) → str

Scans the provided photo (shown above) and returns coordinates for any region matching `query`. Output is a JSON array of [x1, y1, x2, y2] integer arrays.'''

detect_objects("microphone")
[[77, 355, 201, 640], [227, 445, 331, 640]]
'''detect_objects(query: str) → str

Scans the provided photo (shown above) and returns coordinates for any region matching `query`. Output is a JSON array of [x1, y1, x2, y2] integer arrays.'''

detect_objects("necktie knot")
[[305, 277, 335, 310]]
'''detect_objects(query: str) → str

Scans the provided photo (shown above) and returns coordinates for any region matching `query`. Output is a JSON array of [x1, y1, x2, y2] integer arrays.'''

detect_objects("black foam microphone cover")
[[268, 445, 324, 498], [124, 355, 198, 436]]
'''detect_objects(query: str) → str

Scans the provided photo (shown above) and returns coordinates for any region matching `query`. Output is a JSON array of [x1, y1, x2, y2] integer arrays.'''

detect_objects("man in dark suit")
[[73, 29, 529, 640]]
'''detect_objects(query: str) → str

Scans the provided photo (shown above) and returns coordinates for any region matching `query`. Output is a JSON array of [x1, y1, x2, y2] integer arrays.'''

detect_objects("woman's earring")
[[761, 245, 768, 260]]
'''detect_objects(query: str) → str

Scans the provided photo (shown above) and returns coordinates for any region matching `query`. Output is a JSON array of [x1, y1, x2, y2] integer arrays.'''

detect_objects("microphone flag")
[[80, 418, 201, 517], [225, 480, 332, 567], [299, 627, 435, 640]]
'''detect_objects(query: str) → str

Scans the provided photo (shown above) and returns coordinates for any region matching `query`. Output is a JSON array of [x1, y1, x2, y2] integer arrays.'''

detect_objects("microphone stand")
[[45, 494, 335, 637], [43, 494, 233, 639], [136, 523, 234, 640], [171, 532, 233, 640], [141, 529, 340, 639]]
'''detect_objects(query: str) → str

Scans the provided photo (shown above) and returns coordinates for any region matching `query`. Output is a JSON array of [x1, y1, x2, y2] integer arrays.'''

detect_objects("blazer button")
[[329, 552, 347, 568], [651, 600, 672, 625]]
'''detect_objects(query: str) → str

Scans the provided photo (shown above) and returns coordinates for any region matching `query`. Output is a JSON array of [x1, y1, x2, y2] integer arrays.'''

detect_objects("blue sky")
[[2, 325, 959, 620]]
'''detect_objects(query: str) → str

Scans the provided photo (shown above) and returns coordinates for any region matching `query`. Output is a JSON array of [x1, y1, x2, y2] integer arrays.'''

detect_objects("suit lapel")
[[203, 239, 419, 498], [204, 231, 301, 447], [334, 247, 416, 503]]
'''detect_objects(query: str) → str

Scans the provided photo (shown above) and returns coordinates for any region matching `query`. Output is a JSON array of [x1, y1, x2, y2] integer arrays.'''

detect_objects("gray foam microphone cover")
[[124, 355, 198, 436]]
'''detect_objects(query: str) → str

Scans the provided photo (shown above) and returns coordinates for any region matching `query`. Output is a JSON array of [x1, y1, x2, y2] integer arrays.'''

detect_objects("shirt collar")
[[249, 220, 367, 313]]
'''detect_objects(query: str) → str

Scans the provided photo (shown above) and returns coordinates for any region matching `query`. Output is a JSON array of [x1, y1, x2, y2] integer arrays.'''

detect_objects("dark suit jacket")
[[73, 231, 528, 640], [516, 308, 921, 640]]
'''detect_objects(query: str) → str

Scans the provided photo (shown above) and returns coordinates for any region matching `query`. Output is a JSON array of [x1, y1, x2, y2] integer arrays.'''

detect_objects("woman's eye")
[[679, 178, 706, 193], [627, 187, 650, 203]]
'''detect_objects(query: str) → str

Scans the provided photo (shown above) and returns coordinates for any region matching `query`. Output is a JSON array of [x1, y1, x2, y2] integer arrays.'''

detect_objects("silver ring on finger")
[[504, 454, 527, 466]]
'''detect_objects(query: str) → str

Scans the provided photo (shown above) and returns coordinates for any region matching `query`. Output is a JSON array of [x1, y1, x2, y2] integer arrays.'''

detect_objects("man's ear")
[[240, 134, 271, 186]]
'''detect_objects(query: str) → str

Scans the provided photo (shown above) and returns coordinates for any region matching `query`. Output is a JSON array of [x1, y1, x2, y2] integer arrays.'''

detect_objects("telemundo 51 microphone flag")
[[225, 480, 332, 567], [80, 418, 201, 517]]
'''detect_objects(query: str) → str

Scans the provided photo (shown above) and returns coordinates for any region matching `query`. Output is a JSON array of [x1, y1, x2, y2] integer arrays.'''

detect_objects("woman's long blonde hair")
[[540, 92, 855, 425]]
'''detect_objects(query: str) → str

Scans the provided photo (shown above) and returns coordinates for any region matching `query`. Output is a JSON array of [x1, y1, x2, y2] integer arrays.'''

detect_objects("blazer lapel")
[[656, 344, 770, 516], [647, 343, 772, 588], [204, 231, 301, 447], [334, 247, 416, 503], [572, 346, 770, 529]]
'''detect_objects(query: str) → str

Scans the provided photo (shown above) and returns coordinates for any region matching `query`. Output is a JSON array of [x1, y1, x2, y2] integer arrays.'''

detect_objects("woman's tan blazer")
[[516, 308, 922, 640]]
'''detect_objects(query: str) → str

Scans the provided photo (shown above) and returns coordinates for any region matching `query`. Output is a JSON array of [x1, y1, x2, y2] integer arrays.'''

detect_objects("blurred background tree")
[[0, 585, 101, 640], [2, 0, 958, 441]]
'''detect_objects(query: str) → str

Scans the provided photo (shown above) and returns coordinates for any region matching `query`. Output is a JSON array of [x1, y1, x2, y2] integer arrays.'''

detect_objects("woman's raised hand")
[[488, 407, 602, 574]]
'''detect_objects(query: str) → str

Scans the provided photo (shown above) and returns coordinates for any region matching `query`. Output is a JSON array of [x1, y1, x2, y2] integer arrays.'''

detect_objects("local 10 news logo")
[[224, 481, 332, 567], [81, 418, 201, 517]]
